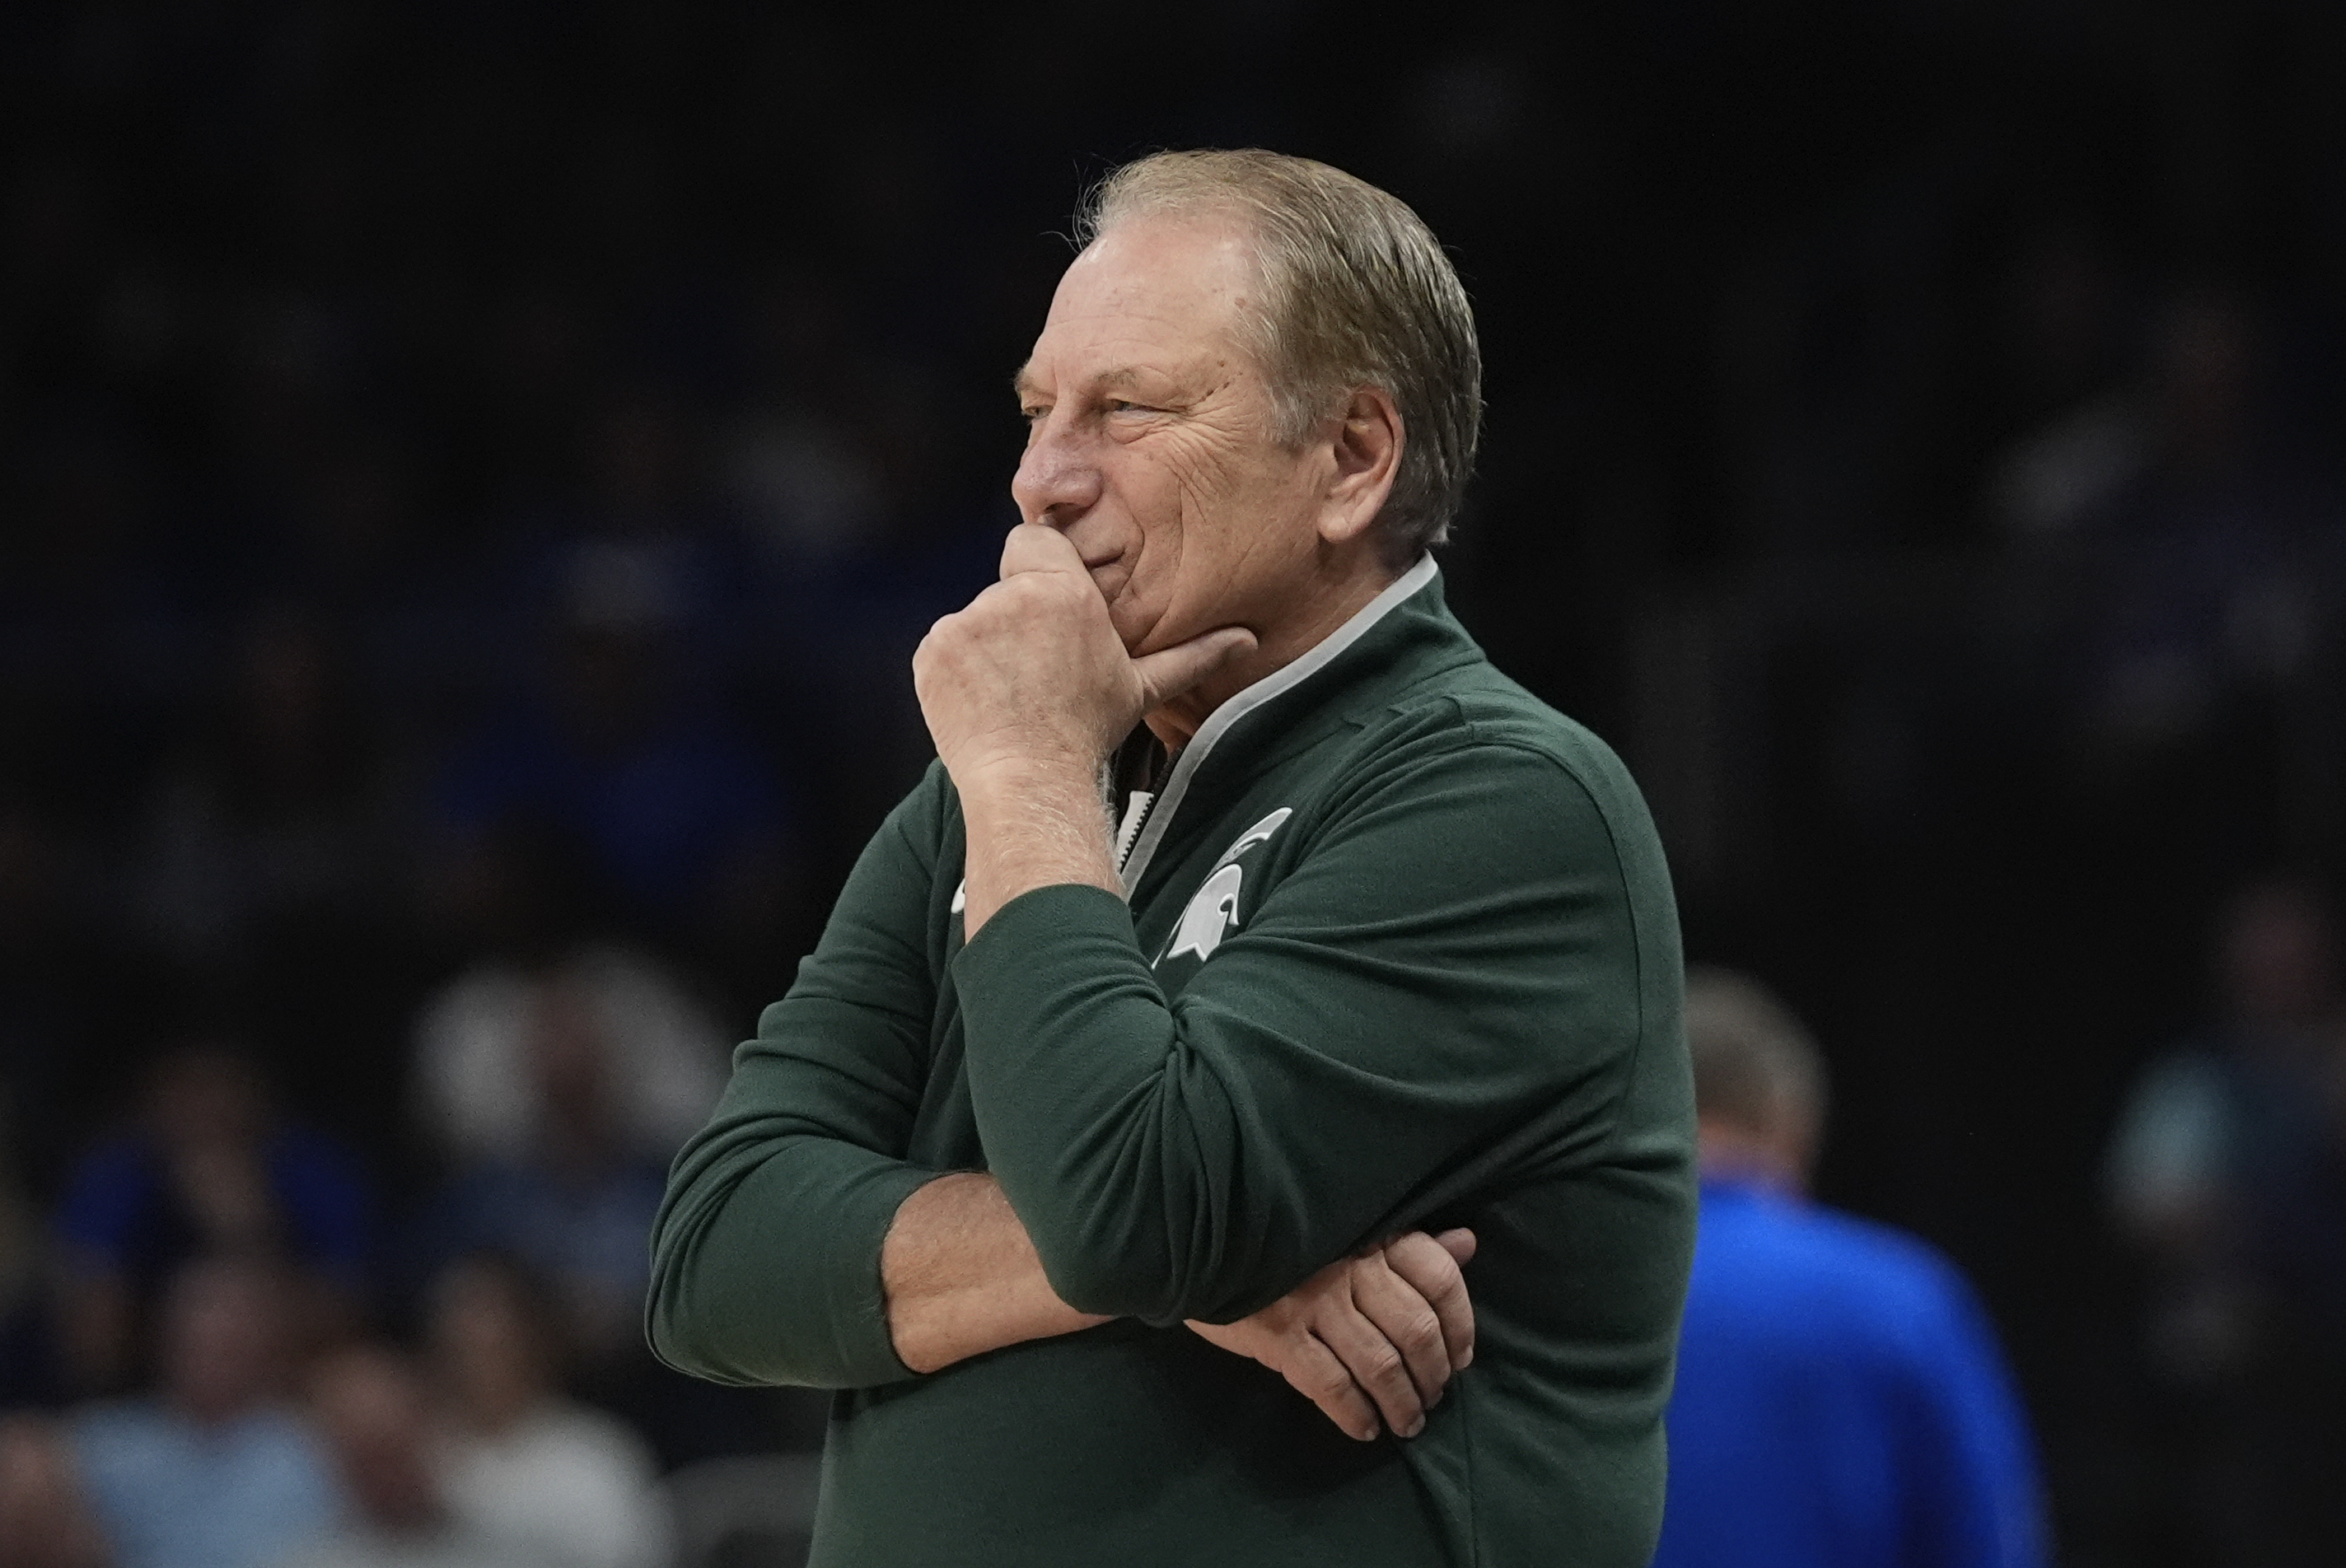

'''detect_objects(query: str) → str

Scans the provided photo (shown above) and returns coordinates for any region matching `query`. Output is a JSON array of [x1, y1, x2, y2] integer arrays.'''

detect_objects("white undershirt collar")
[[1116, 554, 1439, 894]]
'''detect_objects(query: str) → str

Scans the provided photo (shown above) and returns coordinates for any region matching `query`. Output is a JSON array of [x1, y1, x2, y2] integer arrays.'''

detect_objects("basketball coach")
[[649, 149, 1696, 1567]]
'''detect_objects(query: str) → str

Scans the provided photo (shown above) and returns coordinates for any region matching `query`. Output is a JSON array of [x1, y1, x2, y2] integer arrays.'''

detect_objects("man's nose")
[[1010, 418, 1103, 527]]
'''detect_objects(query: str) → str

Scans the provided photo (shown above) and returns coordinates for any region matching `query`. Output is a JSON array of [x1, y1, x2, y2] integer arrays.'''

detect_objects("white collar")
[[1118, 554, 1438, 893]]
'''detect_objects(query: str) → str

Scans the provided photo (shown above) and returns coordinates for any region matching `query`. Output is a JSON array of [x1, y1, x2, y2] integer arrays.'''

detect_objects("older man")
[[649, 149, 1694, 1567]]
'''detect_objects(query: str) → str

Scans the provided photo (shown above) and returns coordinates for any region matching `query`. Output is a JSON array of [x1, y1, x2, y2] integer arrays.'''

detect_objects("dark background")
[[6, 3, 2346, 1564]]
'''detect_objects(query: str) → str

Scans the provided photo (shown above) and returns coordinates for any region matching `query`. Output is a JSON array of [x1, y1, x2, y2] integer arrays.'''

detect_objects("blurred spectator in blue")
[[431, 523, 797, 967], [282, 1343, 550, 1568], [138, 606, 391, 976], [409, 967, 688, 1373], [131, 602, 422, 1179], [68, 1257, 337, 1568], [2104, 873, 2346, 1562], [426, 1255, 668, 1568], [1653, 967, 2046, 1568], [2106, 874, 2344, 1371], [717, 311, 1004, 900], [566, 390, 736, 605], [2049, 292, 2320, 828], [53, 1044, 372, 1396], [0, 1414, 111, 1568]]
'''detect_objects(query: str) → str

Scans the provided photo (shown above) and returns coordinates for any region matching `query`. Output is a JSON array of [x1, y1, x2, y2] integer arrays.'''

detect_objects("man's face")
[[1012, 215, 1334, 657]]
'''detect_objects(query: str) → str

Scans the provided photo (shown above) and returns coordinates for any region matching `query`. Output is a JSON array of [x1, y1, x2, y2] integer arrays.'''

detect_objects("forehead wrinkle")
[[1021, 229, 1269, 413], [1010, 361, 1155, 403], [1018, 349, 1236, 402]]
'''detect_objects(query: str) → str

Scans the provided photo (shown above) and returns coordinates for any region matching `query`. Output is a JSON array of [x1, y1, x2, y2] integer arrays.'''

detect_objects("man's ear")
[[1317, 386, 1403, 546]]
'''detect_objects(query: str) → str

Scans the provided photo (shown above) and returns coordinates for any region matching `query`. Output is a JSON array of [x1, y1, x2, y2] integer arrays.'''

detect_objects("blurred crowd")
[[2, 1254, 675, 1568], [2101, 875, 2346, 1564], [0, 7, 1033, 1566], [2, 2, 2346, 1566]]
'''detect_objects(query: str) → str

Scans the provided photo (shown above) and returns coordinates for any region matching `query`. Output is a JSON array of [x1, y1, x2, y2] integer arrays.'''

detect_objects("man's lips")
[[1082, 555, 1132, 614]]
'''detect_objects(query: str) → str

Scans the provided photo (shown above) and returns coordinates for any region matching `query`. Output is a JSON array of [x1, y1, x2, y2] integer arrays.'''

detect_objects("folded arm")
[[949, 737, 1638, 1325], [646, 788, 951, 1390], [646, 771, 1482, 1431], [880, 1167, 1476, 1439], [881, 1172, 1110, 1373]]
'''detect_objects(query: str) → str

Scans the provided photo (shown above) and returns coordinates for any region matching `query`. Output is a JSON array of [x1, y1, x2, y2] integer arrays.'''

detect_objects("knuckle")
[[1405, 1244, 1454, 1281], [1307, 1366, 1353, 1401], [1386, 1236, 1433, 1273]]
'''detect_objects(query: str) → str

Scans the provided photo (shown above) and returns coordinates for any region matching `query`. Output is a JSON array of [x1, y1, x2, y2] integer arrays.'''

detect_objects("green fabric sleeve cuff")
[[810, 1159, 940, 1388], [952, 880, 1138, 1001], [651, 1147, 940, 1390]]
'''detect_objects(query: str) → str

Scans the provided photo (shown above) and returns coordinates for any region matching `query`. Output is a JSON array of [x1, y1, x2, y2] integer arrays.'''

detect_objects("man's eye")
[[1021, 406, 1049, 424], [1105, 399, 1152, 415]]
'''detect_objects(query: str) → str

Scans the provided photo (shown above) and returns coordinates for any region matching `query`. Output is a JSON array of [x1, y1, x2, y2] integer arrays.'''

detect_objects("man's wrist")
[[949, 744, 1105, 805], [955, 749, 1120, 936], [883, 1173, 1112, 1374]]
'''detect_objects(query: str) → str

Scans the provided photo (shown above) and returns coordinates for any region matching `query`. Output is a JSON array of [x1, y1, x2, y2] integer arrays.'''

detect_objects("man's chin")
[[1105, 600, 1168, 660], [1087, 559, 1131, 602], [1091, 566, 1147, 638]]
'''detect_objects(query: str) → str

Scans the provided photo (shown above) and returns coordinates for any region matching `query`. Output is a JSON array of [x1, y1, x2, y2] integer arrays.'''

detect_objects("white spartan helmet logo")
[[1166, 863, 1247, 963], [1162, 808, 1292, 965]]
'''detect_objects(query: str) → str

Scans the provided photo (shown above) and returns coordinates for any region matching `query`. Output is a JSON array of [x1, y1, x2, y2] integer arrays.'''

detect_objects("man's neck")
[[1695, 1122, 1808, 1197], [1143, 558, 1404, 749]]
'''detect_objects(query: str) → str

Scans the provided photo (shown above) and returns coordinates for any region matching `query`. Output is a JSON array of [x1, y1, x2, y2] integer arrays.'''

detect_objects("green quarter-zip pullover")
[[648, 558, 1697, 1566]]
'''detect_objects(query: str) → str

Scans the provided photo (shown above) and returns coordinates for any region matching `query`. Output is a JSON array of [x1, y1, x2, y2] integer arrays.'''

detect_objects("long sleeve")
[[645, 773, 951, 1389], [951, 731, 1662, 1325]]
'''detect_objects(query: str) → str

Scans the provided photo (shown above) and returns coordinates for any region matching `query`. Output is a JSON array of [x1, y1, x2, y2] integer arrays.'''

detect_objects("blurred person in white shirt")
[[425, 1255, 669, 1568], [282, 1345, 546, 1568]]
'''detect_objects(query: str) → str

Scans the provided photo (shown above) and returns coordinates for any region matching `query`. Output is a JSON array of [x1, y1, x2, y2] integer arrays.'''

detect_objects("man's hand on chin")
[[913, 523, 1252, 934]]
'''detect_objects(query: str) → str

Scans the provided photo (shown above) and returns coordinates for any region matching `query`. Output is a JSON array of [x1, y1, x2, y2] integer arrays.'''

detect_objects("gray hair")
[[1075, 149, 1482, 568], [1682, 965, 1830, 1142]]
